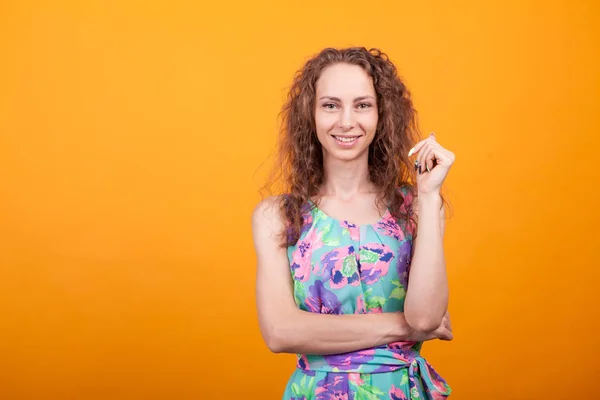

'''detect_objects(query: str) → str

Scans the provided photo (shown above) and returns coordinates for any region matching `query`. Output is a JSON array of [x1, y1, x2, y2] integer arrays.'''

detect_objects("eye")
[[323, 103, 337, 109], [357, 102, 372, 109]]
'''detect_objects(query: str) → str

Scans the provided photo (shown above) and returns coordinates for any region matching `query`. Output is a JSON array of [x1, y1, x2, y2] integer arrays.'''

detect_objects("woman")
[[252, 47, 455, 400]]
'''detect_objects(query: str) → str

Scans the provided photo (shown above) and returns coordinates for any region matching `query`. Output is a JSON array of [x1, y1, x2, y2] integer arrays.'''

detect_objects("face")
[[314, 63, 378, 162]]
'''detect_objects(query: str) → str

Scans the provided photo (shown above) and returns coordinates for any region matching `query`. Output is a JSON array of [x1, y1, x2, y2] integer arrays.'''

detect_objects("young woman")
[[252, 47, 455, 400]]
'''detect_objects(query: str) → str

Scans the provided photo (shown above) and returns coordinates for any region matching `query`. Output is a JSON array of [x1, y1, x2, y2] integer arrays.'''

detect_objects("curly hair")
[[262, 47, 424, 247]]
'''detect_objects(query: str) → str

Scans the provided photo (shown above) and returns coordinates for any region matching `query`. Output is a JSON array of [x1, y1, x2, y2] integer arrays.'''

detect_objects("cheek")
[[315, 111, 336, 134], [360, 112, 379, 134]]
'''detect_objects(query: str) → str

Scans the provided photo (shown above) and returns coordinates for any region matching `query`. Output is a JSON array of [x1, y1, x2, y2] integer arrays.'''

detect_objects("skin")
[[405, 132, 456, 331], [252, 63, 455, 355]]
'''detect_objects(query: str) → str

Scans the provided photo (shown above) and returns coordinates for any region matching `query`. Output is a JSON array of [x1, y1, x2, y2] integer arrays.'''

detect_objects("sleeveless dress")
[[282, 189, 452, 400]]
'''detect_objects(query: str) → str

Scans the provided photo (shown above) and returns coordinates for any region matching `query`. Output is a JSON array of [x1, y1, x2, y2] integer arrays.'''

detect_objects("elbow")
[[264, 333, 286, 354], [409, 318, 440, 333], [262, 323, 294, 354], [404, 311, 443, 333]]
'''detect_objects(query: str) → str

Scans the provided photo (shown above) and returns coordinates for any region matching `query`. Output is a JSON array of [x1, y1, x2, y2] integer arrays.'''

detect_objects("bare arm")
[[403, 133, 455, 332], [252, 197, 443, 355], [403, 194, 449, 332]]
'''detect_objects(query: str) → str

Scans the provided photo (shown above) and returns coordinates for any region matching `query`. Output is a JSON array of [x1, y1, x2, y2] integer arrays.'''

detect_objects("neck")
[[320, 152, 375, 200]]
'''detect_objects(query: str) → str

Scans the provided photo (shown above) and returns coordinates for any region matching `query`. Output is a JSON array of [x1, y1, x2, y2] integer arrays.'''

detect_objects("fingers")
[[444, 312, 453, 339], [437, 311, 453, 341], [445, 329, 454, 341], [409, 133, 443, 174], [413, 142, 455, 174], [418, 145, 436, 174], [416, 140, 441, 174], [407, 132, 436, 157], [438, 327, 453, 341], [443, 311, 452, 330]]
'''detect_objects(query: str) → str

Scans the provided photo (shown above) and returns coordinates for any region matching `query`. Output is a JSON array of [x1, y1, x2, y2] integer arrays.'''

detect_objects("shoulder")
[[394, 186, 445, 234], [396, 184, 416, 213], [252, 195, 285, 232], [251, 196, 289, 251]]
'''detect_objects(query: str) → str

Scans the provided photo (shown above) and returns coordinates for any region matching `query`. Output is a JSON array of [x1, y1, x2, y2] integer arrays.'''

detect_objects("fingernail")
[[427, 165, 431, 173], [430, 132, 436, 137], [418, 165, 422, 174], [408, 147, 415, 157]]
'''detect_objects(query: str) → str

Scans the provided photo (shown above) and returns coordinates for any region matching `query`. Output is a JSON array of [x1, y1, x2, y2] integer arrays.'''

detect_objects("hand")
[[408, 133, 456, 195], [409, 310, 453, 342]]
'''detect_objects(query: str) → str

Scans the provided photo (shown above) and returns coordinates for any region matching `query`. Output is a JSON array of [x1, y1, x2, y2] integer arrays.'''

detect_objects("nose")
[[339, 108, 355, 131]]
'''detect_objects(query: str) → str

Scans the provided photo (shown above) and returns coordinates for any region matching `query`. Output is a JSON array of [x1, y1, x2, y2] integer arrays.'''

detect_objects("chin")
[[326, 147, 367, 162]]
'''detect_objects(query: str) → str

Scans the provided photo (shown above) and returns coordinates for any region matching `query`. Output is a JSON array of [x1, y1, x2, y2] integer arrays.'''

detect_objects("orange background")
[[1, 1, 599, 399]]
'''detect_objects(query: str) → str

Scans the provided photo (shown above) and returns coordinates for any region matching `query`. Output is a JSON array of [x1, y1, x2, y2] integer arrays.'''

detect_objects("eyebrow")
[[318, 95, 376, 102]]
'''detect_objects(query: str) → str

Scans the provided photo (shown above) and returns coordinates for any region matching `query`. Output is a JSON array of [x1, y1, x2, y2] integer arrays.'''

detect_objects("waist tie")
[[297, 341, 451, 400]]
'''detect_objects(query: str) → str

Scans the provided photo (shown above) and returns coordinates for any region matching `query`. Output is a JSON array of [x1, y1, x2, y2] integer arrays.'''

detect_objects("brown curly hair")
[[262, 47, 424, 247]]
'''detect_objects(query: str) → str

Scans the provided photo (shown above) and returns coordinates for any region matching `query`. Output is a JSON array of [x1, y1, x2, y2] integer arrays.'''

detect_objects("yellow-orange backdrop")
[[1, 1, 598, 399]]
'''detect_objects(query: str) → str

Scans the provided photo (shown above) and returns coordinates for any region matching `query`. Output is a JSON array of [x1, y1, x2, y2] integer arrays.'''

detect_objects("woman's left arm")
[[403, 133, 455, 332]]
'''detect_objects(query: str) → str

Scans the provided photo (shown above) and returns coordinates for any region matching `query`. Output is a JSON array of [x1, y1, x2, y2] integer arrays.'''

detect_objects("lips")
[[332, 135, 361, 143]]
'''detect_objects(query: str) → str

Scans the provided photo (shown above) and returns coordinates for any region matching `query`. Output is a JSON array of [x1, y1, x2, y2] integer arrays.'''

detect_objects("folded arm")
[[252, 197, 450, 355]]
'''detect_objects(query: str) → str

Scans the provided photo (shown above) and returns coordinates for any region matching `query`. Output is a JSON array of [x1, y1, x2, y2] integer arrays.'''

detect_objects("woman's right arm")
[[252, 197, 451, 355]]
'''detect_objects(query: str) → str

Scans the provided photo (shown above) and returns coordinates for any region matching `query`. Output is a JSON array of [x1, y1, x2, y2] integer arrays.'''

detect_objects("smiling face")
[[314, 63, 379, 163]]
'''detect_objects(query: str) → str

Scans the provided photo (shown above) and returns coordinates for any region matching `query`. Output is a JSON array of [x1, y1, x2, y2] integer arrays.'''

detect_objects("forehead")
[[316, 63, 375, 98]]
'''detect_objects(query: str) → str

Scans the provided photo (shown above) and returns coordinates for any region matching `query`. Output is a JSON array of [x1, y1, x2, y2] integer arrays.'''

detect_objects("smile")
[[333, 135, 361, 143]]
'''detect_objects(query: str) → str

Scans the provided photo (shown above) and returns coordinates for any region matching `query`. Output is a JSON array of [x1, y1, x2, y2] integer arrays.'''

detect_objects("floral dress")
[[282, 189, 451, 400]]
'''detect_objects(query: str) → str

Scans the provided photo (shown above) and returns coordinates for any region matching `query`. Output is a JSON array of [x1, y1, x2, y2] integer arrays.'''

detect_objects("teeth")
[[335, 136, 358, 143]]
